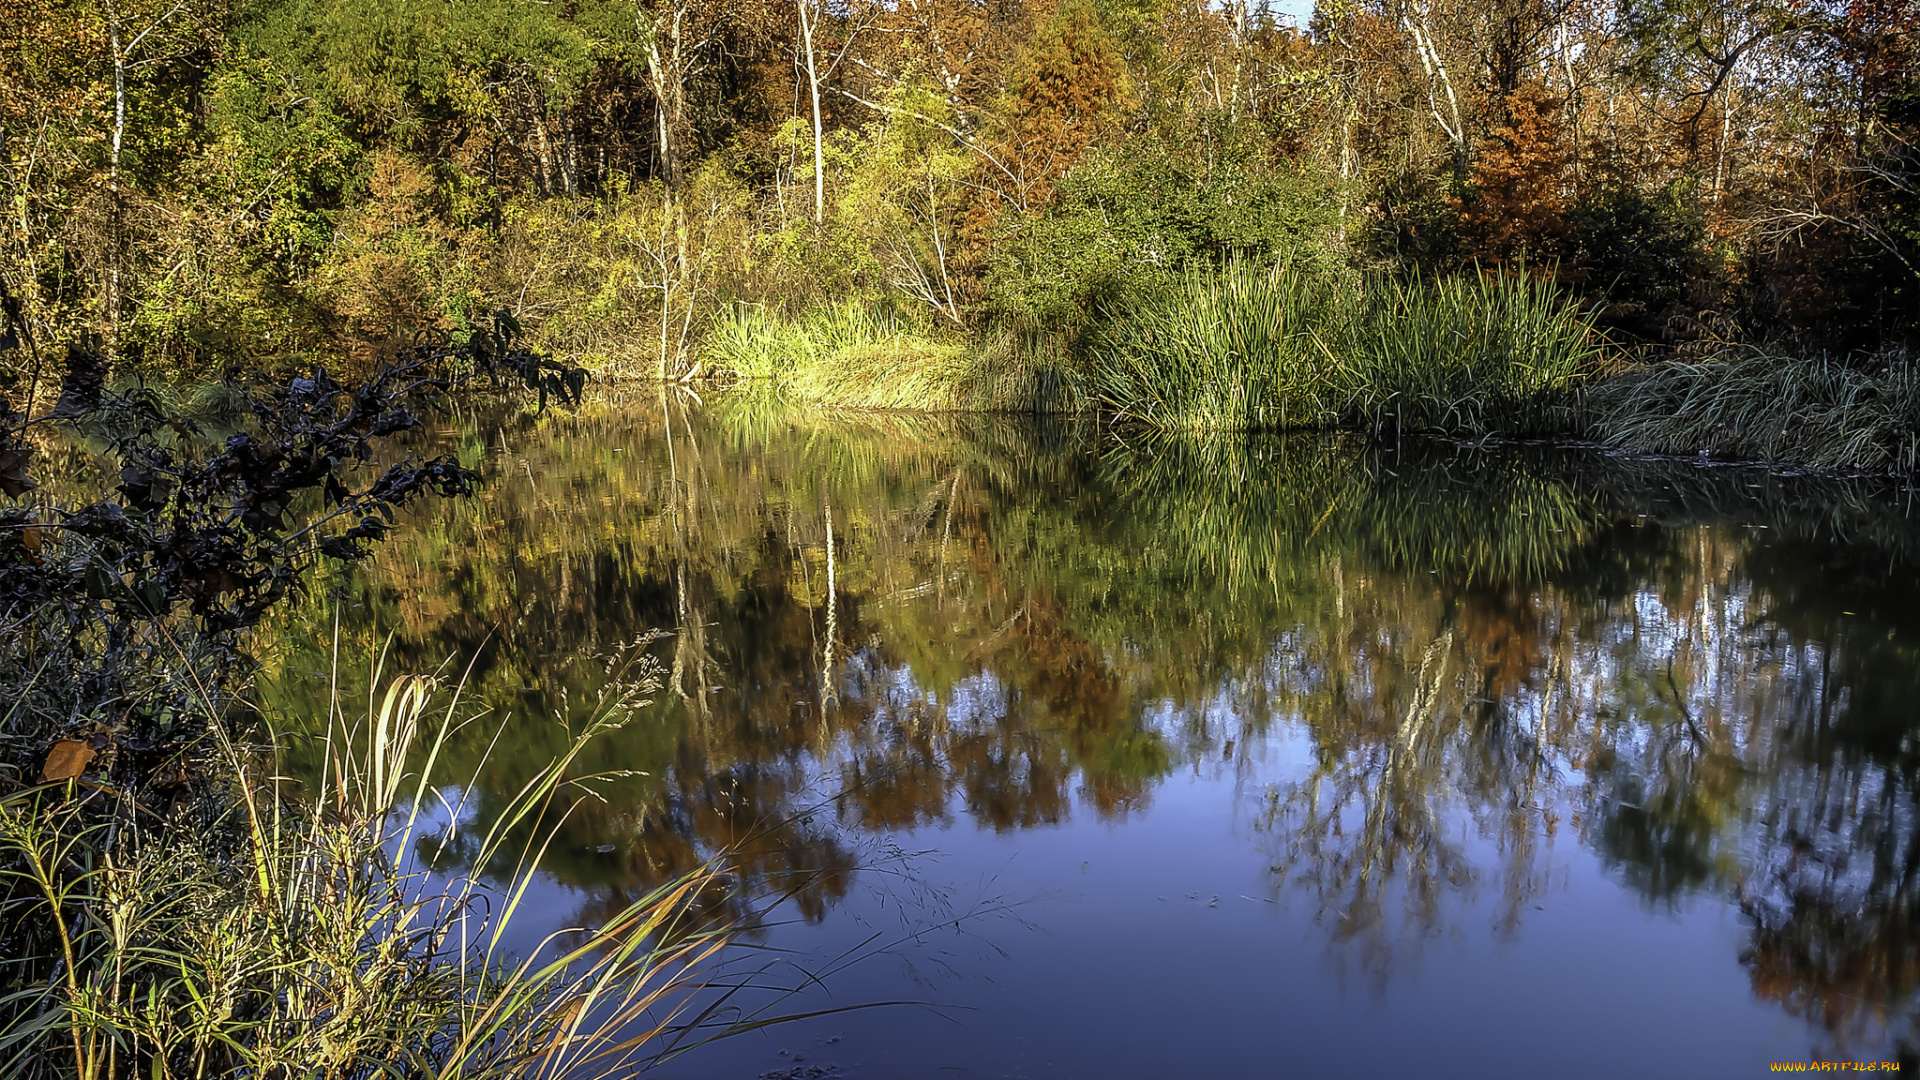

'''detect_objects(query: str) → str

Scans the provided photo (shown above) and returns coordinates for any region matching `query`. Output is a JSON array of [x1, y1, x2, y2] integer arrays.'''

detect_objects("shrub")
[[986, 134, 1339, 341], [1563, 183, 1714, 342]]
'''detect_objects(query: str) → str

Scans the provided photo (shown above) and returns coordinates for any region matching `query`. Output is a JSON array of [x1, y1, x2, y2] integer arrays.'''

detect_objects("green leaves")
[[233, 0, 593, 129], [988, 133, 1338, 334]]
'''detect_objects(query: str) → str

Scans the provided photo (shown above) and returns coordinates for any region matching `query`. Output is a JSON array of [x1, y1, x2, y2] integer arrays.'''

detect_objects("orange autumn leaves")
[[1457, 80, 1570, 264]]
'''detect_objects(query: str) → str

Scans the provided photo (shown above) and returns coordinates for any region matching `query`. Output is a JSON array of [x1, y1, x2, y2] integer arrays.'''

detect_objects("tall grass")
[[0, 648, 743, 1080], [1093, 261, 1602, 433], [1580, 346, 1920, 473], [702, 302, 1092, 412]]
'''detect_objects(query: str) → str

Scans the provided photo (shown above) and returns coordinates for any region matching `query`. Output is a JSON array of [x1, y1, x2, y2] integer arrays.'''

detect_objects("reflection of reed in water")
[[1097, 431, 1598, 591]]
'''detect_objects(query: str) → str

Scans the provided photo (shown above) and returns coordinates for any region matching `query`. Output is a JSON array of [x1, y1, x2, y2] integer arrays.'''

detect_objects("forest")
[[1, 0, 1915, 425]]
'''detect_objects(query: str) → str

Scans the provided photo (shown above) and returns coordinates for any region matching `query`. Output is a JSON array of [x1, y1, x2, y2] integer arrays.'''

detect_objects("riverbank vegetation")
[[1092, 260, 1602, 432], [0, 303, 757, 1077], [3, 661, 740, 1079], [3, 0, 1918, 463]]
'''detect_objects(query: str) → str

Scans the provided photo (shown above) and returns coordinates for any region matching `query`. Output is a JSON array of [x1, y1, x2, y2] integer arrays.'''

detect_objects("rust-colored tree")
[[955, 0, 1131, 288], [1457, 80, 1570, 264]]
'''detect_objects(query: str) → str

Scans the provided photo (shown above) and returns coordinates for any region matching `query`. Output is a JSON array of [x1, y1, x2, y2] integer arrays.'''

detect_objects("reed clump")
[[1579, 346, 1920, 473], [1092, 261, 1602, 433]]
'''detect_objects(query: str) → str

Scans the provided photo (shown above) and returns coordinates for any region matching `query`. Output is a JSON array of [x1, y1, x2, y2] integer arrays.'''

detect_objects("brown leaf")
[[42, 740, 95, 782]]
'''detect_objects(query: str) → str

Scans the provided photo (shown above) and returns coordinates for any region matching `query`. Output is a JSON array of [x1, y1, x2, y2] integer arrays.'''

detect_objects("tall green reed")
[[1093, 262, 1601, 433]]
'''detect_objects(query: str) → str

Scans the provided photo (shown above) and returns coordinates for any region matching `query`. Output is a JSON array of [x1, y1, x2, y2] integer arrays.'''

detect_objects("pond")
[[262, 390, 1920, 1076]]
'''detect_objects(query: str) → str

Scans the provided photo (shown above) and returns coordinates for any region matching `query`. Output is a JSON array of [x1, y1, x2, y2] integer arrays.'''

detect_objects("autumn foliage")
[[1457, 81, 1570, 265], [0, 0, 1916, 371]]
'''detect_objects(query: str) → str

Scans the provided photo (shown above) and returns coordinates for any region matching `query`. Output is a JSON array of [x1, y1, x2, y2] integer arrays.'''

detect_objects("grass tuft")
[[1580, 346, 1920, 473], [1, 646, 742, 1080]]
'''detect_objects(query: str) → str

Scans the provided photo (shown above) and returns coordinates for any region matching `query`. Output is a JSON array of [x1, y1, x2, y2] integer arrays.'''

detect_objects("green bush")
[[1564, 183, 1713, 341], [986, 134, 1339, 338]]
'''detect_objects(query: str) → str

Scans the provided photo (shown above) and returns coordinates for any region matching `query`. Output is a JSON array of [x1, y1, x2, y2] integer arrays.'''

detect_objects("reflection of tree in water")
[[259, 398, 1920, 1050], [265, 395, 1173, 937], [1257, 629, 1481, 989], [1717, 536, 1920, 1051], [1244, 492, 1920, 1050], [1739, 757, 1920, 1050]]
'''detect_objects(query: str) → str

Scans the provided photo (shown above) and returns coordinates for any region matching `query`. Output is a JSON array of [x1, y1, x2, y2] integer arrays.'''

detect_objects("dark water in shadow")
[[262, 390, 1920, 1076]]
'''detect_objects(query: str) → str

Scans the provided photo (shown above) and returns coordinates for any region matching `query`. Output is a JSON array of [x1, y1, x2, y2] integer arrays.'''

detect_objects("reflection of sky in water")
[[260, 402, 1920, 1074], [619, 587, 1884, 1072], [670, 716, 1798, 1077]]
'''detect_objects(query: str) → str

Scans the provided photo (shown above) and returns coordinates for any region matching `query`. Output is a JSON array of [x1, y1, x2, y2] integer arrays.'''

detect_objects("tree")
[[1457, 79, 1570, 262]]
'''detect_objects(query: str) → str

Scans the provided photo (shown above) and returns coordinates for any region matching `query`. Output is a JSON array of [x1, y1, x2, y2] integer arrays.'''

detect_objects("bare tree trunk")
[[1559, 20, 1580, 183], [528, 79, 557, 195], [1401, 7, 1466, 166], [640, 0, 688, 190], [107, 1, 126, 352], [1229, 0, 1247, 123], [56, 0, 188, 355], [644, 40, 679, 189], [1714, 76, 1735, 202], [798, 0, 825, 226]]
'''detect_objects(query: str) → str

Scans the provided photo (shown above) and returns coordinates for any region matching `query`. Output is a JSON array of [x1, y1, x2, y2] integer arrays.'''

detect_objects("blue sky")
[[1269, 0, 1316, 30]]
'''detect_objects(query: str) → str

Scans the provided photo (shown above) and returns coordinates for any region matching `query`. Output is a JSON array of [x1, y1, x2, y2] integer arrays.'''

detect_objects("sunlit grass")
[[701, 302, 1093, 412], [1093, 261, 1602, 433], [703, 302, 971, 408]]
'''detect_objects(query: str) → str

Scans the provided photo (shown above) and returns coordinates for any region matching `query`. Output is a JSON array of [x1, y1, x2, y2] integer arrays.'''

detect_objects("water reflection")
[[261, 390, 1920, 1057]]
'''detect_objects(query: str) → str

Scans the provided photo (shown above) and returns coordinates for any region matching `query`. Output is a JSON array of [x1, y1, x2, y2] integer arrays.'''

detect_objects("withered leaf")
[[42, 740, 95, 782], [0, 447, 35, 498]]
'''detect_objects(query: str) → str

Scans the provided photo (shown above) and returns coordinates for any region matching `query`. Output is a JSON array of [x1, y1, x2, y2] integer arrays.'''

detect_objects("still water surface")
[[264, 392, 1920, 1076]]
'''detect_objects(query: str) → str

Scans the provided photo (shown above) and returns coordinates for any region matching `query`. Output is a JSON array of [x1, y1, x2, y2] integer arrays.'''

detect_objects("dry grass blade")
[[0, 639, 764, 1080]]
